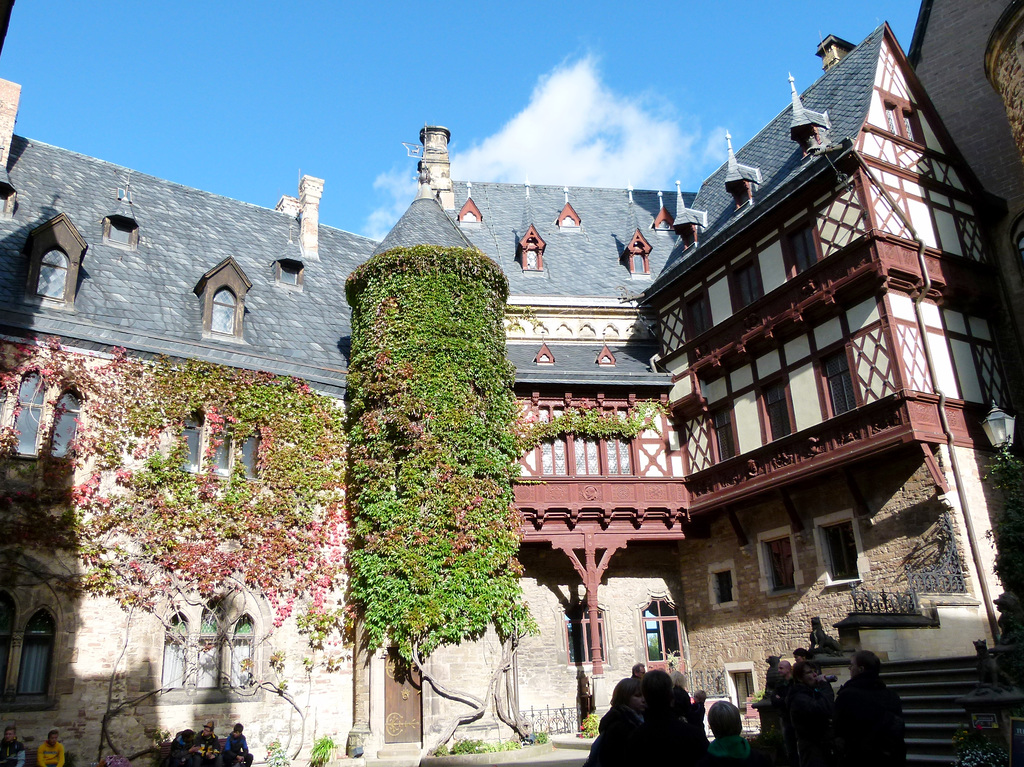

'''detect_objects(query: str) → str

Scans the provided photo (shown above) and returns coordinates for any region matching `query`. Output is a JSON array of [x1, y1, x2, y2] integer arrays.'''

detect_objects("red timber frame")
[[516, 392, 690, 675], [652, 134, 1002, 536]]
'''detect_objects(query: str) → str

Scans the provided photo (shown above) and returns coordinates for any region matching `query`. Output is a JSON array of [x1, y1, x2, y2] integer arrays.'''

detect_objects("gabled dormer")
[[673, 181, 707, 248], [788, 74, 831, 154], [458, 182, 483, 225], [557, 188, 581, 230], [622, 228, 652, 275], [724, 132, 762, 209], [652, 190, 674, 233], [534, 342, 555, 365], [596, 345, 616, 366], [194, 257, 252, 340], [518, 224, 546, 271], [25, 212, 88, 307]]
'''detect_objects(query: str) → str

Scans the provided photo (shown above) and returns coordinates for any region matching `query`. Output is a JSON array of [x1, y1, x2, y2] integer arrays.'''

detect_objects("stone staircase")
[[882, 655, 976, 765]]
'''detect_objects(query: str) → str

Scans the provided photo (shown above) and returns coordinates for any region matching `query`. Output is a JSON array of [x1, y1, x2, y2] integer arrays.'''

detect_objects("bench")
[[158, 738, 228, 766]]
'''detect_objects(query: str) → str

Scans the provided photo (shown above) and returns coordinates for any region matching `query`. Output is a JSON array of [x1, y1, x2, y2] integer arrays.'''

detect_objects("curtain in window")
[[17, 611, 54, 694], [16, 374, 45, 456], [197, 609, 220, 688], [161, 614, 188, 688], [231, 615, 254, 687]]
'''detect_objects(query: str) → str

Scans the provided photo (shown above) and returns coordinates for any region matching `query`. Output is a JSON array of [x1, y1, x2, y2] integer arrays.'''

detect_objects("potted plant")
[[309, 736, 335, 767]]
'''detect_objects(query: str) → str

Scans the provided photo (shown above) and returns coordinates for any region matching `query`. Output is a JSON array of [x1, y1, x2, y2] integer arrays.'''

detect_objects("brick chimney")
[[0, 79, 20, 169], [298, 175, 324, 260], [420, 125, 454, 210], [816, 34, 855, 71]]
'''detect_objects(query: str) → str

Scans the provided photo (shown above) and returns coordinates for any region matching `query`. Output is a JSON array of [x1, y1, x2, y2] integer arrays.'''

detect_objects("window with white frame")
[[813, 512, 866, 585], [7, 375, 81, 458], [565, 604, 606, 665]]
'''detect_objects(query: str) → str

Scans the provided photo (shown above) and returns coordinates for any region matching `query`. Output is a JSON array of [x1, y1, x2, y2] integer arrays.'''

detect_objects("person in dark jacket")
[[1, 727, 25, 767], [671, 671, 706, 729], [166, 730, 195, 767], [771, 660, 798, 765], [788, 661, 834, 767], [696, 701, 772, 767], [192, 723, 220, 767], [627, 669, 708, 767], [834, 651, 906, 767], [222, 725, 253, 767], [592, 676, 646, 767]]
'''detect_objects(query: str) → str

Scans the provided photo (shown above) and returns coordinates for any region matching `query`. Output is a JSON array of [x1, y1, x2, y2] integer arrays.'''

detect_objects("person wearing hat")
[[192, 723, 220, 767]]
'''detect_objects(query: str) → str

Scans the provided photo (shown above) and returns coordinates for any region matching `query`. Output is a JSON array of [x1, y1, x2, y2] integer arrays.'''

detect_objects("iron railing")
[[519, 705, 579, 736], [906, 512, 968, 594], [689, 668, 728, 697], [850, 586, 920, 615]]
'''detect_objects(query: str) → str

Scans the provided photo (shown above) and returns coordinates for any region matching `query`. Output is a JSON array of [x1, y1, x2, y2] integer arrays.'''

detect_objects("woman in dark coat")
[[594, 676, 646, 767], [834, 651, 906, 767], [788, 660, 834, 767]]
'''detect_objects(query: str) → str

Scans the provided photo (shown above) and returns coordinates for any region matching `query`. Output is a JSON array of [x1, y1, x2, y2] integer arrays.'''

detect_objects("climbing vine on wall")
[[0, 337, 348, 646], [345, 244, 532, 660], [516, 401, 665, 452]]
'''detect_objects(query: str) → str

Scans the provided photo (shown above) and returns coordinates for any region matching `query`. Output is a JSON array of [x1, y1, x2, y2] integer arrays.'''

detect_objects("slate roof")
[[372, 185, 475, 255], [506, 341, 668, 388], [647, 25, 885, 300], [0, 136, 378, 395], [449, 181, 695, 299]]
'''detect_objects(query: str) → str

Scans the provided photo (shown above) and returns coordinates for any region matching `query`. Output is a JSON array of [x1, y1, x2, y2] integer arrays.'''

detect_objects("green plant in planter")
[[309, 736, 335, 767], [580, 713, 599, 738], [533, 731, 549, 745], [952, 726, 1007, 766], [266, 741, 289, 767]]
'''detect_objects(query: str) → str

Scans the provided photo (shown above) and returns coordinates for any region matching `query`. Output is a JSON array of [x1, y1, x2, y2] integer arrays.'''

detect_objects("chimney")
[[275, 195, 301, 217], [0, 79, 19, 168], [420, 125, 454, 210], [816, 34, 855, 71], [298, 175, 324, 260]]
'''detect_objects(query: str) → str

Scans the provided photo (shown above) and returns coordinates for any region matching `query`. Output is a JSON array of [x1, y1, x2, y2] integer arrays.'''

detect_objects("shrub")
[[952, 726, 1007, 767], [309, 736, 335, 767], [534, 731, 549, 745], [580, 713, 599, 738]]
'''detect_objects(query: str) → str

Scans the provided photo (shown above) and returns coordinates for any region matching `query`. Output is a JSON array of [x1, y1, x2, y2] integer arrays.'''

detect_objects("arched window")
[[0, 592, 13, 688], [642, 599, 681, 671], [51, 392, 81, 457], [37, 250, 68, 299], [231, 614, 255, 687], [632, 253, 647, 274], [197, 607, 221, 688], [17, 610, 54, 695], [211, 288, 237, 336], [15, 373, 45, 456], [162, 613, 188, 688]]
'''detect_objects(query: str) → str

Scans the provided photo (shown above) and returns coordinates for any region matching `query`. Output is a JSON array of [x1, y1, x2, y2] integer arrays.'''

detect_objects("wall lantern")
[[981, 403, 1016, 448]]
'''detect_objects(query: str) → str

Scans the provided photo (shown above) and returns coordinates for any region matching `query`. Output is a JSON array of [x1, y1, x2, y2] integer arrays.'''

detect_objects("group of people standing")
[[166, 723, 253, 767], [2, 726, 64, 767], [587, 666, 770, 767], [772, 649, 906, 767]]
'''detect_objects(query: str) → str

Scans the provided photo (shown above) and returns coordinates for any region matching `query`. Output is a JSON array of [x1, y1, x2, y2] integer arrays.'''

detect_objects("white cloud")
[[452, 57, 691, 189], [364, 166, 418, 241], [362, 57, 711, 239]]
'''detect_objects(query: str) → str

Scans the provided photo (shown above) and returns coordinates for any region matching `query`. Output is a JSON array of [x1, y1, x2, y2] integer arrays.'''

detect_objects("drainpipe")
[[852, 150, 999, 641]]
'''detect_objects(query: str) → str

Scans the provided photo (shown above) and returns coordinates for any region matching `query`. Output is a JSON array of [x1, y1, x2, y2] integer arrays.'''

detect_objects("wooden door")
[[384, 647, 422, 745]]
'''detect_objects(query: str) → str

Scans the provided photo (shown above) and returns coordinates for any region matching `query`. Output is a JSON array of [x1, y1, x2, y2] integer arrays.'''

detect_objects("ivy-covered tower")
[[345, 182, 529, 757]]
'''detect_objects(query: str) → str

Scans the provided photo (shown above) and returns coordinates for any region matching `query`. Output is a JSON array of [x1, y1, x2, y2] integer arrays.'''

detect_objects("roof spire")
[[525, 176, 530, 199], [466, 180, 472, 200], [788, 74, 831, 149], [627, 183, 634, 204], [563, 186, 569, 204]]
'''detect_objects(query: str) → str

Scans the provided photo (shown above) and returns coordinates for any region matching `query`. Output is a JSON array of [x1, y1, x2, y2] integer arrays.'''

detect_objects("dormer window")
[[25, 213, 88, 306], [211, 288, 238, 336], [458, 196, 483, 225], [534, 343, 555, 365], [37, 250, 68, 298], [104, 216, 139, 249], [276, 259, 303, 289], [596, 345, 616, 366], [622, 229, 652, 275], [652, 206, 674, 232], [557, 200, 581, 229], [518, 225, 546, 272], [194, 257, 252, 341]]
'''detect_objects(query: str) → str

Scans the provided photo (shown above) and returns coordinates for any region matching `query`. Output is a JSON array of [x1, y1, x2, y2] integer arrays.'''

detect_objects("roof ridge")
[[14, 135, 379, 245], [453, 179, 689, 195]]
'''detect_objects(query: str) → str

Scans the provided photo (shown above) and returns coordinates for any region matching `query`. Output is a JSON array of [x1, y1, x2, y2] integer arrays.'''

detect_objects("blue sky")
[[0, 2, 921, 240]]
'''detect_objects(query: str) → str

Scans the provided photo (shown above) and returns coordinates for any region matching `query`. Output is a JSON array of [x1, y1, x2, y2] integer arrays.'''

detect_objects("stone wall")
[[674, 450, 984, 692]]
